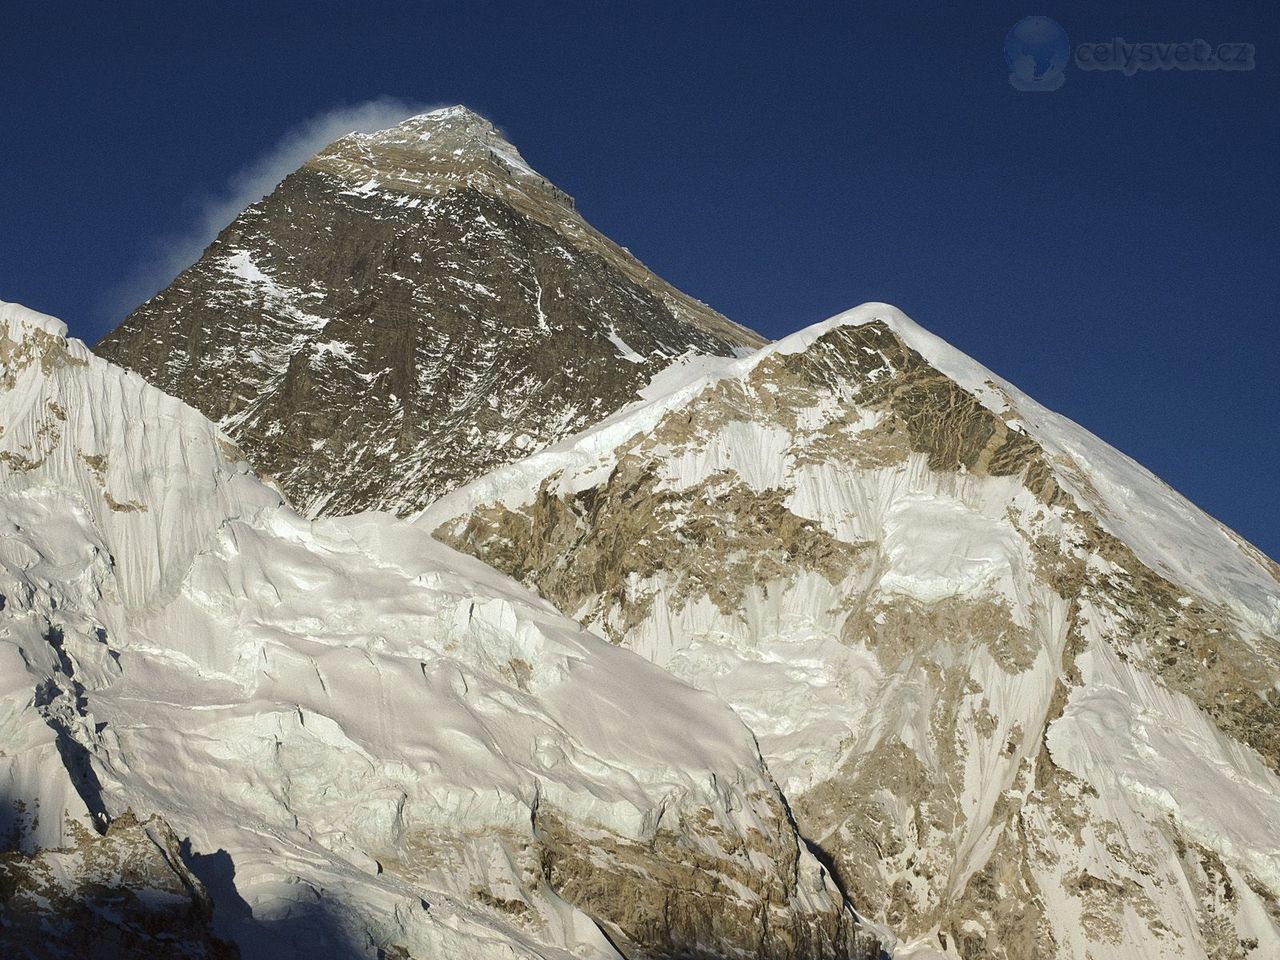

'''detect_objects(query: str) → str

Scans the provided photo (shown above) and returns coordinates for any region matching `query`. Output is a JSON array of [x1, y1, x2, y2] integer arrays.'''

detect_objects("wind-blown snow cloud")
[[100, 97, 436, 331]]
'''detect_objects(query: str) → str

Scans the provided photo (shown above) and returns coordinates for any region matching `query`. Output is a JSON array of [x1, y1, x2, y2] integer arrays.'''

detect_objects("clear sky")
[[3, 1, 1277, 558]]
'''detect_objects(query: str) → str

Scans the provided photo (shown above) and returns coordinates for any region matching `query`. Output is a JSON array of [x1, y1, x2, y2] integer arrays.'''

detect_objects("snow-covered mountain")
[[97, 106, 763, 518], [0, 300, 878, 959], [428, 303, 1280, 959], [11, 105, 1280, 960]]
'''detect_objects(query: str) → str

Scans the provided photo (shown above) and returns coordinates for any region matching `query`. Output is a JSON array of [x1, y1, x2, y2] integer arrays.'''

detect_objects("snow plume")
[[99, 97, 438, 332]]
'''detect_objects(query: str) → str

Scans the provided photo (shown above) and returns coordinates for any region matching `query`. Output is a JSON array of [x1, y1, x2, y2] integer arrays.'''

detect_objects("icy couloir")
[[429, 302, 1280, 960], [97, 106, 763, 518], [0, 301, 879, 959]]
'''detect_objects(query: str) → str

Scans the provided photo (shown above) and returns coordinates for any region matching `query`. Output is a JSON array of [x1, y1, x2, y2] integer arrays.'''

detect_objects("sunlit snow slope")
[[431, 302, 1280, 960], [0, 301, 877, 960]]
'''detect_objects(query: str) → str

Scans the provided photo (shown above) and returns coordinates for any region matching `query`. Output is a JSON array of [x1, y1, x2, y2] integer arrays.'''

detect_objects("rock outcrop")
[[0, 812, 236, 960]]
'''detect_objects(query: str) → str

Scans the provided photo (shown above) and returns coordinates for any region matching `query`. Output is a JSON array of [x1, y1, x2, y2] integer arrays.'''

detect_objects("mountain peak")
[[428, 296, 1280, 960], [361, 104, 517, 153], [396, 103, 505, 134], [312, 103, 561, 205], [98, 107, 763, 518]]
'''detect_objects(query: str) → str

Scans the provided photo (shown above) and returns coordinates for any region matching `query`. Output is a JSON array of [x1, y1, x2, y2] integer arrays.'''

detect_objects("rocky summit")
[[97, 106, 762, 517]]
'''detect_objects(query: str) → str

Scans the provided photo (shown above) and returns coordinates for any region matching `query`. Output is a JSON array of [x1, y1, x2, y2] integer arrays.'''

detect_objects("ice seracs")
[[2, 299, 881, 959]]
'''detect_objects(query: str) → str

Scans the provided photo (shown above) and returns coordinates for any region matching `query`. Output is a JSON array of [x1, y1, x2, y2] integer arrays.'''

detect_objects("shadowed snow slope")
[[0, 301, 877, 959], [430, 302, 1280, 960]]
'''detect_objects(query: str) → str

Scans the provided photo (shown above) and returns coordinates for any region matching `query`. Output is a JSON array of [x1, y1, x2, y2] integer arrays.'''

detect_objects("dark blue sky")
[[3, 1, 1277, 558]]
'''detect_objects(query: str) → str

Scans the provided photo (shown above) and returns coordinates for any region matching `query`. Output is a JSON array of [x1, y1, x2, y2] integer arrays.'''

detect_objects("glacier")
[[0, 300, 876, 959]]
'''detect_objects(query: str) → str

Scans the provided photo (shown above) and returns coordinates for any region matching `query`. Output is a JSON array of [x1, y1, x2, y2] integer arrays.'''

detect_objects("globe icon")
[[1005, 16, 1070, 91]]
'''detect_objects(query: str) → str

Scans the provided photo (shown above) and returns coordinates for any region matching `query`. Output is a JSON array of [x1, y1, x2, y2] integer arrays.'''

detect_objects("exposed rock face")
[[1, 300, 877, 960], [97, 106, 762, 517], [0, 812, 236, 960], [429, 304, 1280, 960], [533, 798, 879, 960]]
